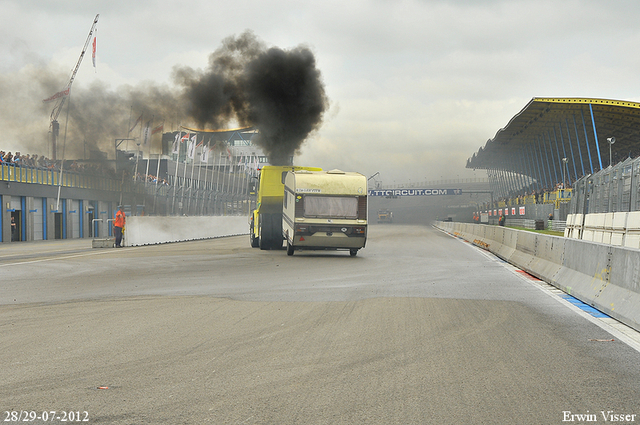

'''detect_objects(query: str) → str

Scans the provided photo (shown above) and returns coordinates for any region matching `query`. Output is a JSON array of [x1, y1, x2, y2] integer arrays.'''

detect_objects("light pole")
[[134, 140, 141, 181], [561, 158, 569, 196], [607, 137, 616, 167]]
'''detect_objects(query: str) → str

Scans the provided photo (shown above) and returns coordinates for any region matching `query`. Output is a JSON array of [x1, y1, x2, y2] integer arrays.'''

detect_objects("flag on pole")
[[201, 143, 210, 163], [143, 120, 151, 145], [92, 35, 97, 68], [151, 123, 164, 135], [181, 132, 190, 142], [42, 87, 70, 103], [129, 113, 142, 133], [227, 147, 233, 173], [187, 134, 197, 159], [172, 132, 181, 154]]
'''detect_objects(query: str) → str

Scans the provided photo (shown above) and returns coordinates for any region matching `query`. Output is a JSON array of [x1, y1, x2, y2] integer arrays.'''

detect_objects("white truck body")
[[282, 169, 368, 256]]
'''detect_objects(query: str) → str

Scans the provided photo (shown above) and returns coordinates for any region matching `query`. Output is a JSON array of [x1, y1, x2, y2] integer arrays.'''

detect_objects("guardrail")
[[434, 220, 640, 333], [502, 218, 566, 232], [1, 163, 122, 191]]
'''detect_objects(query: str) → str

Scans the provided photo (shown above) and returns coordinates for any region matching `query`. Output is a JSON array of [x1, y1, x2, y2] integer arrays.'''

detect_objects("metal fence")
[[0, 162, 252, 216], [1, 163, 121, 191], [569, 156, 640, 215], [503, 218, 566, 232]]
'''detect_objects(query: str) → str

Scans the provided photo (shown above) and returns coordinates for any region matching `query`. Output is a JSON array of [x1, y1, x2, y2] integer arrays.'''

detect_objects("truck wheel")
[[287, 241, 294, 256], [270, 213, 284, 249], [250, 225, 259, 248], [259, 215, 268, 250], [260, 213, 283, 250], [349, 249, 358, 257]]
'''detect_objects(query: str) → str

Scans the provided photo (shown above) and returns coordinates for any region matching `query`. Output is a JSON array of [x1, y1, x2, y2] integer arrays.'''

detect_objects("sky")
[[2, 0, 640, 187]]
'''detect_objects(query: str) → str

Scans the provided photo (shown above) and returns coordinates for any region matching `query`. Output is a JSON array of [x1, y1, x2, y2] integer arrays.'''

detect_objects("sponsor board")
[[368, 189, 462, 197]]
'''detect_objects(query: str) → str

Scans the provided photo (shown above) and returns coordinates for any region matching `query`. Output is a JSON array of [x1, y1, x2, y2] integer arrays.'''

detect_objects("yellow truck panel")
[[250, 165, 322, 249]]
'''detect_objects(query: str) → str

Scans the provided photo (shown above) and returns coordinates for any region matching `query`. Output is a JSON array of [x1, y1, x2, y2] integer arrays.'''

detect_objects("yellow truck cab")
[[282, 169, 368, 256], [250, 165, 322, 250]]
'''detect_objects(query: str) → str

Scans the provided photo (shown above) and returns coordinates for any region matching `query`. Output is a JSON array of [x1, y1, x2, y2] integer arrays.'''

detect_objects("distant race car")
[[377, 209, 393, 223]]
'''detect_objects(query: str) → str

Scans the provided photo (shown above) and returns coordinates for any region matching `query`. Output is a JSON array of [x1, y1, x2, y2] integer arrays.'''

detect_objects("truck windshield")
[[304, 196, 358, 219]]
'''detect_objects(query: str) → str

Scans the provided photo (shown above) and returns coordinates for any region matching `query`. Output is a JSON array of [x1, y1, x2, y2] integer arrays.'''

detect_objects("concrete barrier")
[[566, 213, 582, 239], [509, 230, 536, 271], [433, 220, 640, 332], [567, 212, 638, 247], [601, 213, 614, 245], [563, 214, 574, 238], [553, 240, 640, 331], [494, 225, 518, 261], [582, 213, 606, 242], [606, 246, 640, 330], [611, 212, 628, 246], [92, 238, 115, 248], [528, 234, 565, 283], [624, 212, 640, 249], [124, 216, 248, 246]]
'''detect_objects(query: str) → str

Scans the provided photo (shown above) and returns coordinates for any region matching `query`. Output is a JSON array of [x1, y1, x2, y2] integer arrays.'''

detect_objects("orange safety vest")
[[114, 210, 125, 228]]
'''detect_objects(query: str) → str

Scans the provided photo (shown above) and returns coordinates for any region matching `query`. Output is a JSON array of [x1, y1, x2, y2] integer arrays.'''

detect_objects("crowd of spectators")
[[1, 149, 178, 188], [480, 184, 573, 212], [135, 172, 169, 186], [1, 150, 120, 179], [1, 150, 60, 170], [67, 160, 118, 178]]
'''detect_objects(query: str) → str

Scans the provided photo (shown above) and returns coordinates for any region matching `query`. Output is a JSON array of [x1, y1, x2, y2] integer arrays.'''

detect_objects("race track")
[[1, 225, 639, 424]]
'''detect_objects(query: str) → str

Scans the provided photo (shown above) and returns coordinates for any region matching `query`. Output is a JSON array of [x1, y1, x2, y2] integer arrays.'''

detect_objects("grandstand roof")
[[180, 125, 257, 141], [466, 98, 640, 179]]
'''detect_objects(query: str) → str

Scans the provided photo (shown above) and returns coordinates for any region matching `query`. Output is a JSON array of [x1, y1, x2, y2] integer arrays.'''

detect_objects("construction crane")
[[46, 14, 99, 160]]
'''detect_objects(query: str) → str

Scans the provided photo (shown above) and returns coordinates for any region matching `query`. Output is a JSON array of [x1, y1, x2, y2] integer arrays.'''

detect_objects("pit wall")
[[124, 216, 248, 246], [434, 221, 640, 333]]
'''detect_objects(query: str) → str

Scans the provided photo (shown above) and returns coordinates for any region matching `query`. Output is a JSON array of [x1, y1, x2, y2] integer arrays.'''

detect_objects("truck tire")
[[287, 241, 294, 256], [259, 214, 283, 250], [259, 215, 268, 250], [250, 224, 259, 248]]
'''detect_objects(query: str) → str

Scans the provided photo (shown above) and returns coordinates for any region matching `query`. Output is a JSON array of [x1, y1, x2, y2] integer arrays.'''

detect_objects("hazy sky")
[[2, 0, 640, 186]]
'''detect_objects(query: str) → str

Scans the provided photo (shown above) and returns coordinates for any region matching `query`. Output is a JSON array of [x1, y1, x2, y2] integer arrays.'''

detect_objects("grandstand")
[[466, 97, 640, 223]]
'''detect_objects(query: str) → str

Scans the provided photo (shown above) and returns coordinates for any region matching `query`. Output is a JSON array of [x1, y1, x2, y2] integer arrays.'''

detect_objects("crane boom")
[[48, 14, 99, 159], [50, 14, 100, 122]]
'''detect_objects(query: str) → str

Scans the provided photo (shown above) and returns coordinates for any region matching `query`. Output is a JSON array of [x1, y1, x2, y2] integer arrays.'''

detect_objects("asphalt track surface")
[[1, 225, 639, 424]]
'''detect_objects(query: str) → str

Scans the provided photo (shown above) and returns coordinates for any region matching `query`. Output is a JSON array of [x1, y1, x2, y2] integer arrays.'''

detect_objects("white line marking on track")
[[0, 247, 140, 267]]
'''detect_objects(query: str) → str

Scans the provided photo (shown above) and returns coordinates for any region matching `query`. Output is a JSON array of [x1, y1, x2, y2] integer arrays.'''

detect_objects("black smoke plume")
[[1, 31, 328, 164], [176, 31, 329, 164], [242, 46, 328, 165]]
